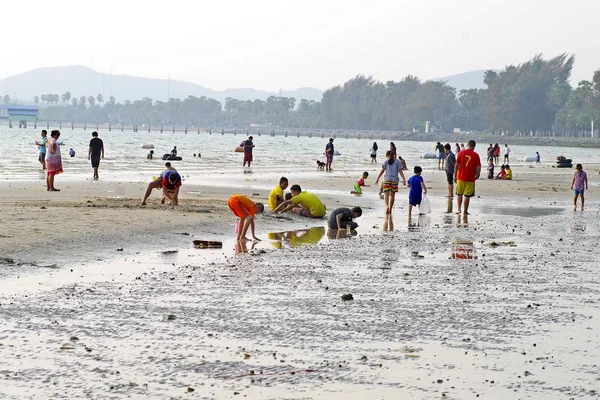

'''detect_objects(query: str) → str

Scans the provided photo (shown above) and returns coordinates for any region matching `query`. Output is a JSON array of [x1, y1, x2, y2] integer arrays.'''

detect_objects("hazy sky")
[[3, 0, 599, 91]]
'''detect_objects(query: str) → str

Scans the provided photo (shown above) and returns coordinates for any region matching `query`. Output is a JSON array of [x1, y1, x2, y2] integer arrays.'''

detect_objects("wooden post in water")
[[148, 125, 150, 133], [109, 123, 111, 131], [172, 126, 175, 133], [71, 121, 74, 130], [185, 127, 188, 134], [34, 120, 37, 129], [84, 122, 87, 131], [121, 124, 123, 132], [59, 120, 62, 129], [160, 126, 163, 133]]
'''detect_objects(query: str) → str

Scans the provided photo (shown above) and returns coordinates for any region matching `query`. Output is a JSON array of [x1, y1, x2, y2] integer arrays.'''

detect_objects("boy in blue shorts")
[[407, 166, 428, 215], [570, 163, 588, 211]]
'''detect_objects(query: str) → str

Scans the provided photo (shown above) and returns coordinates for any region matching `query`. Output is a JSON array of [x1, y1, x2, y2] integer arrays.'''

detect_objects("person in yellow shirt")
[[273, 184, 326, 218], [227, 194, 264, 241], [268, 177, 289, 211], [505, 165, 513, 180]]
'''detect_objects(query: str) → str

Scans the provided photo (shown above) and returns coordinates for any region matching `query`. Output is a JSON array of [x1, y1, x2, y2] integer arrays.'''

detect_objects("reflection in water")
[[235, 240, 257, 254], [408, 214, 430, 231], [570, 220, 586, 233], [483, 205, 564, 217], [457, 213, 469, 227], [382, 214, 394, 232], [452, 240, 475, 259], [327, 228, 358, 240], [267, 226, 326, 248], [446, 196, 453, 214]]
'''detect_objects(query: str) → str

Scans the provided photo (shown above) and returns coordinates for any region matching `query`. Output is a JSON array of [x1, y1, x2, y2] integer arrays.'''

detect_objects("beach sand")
[[0, 163, 598, 399]]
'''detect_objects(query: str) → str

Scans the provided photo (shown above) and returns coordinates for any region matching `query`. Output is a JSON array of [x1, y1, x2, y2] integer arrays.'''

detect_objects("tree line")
[[13, 53, 600, 136]]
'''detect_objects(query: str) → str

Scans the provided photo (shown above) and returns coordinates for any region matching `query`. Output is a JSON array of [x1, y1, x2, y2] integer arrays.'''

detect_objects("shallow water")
[[0, 126, 596, 182]]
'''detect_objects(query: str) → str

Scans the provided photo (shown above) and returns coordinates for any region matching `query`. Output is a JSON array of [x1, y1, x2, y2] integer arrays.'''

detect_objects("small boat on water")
[[141, 144, 154, 149]]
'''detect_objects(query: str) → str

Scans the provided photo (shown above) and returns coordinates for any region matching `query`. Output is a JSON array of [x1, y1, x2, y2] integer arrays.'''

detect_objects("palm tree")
[[41, 94, 47, 106], [2, 94, 9, 104], [96, 93, 104, 106], [88, 96, 96, 106], [34, 96, 40, 106], [79, 96, 86, 107], [62, 92, 71, 106]]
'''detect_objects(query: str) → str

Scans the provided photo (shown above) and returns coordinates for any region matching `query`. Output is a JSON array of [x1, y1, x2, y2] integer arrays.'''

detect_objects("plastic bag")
[[419, 194, 431, 215]]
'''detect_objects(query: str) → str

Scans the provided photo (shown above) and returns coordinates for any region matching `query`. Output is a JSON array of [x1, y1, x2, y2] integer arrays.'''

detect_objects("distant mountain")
[[0, 66, 324, 104], [433, 69, 500, 91]]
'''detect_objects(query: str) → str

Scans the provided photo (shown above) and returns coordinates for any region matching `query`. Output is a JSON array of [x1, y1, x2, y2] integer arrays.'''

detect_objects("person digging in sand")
[[228, 194, 264, 241], [141, 162, 177, 205], [273, 184, 326, 218]]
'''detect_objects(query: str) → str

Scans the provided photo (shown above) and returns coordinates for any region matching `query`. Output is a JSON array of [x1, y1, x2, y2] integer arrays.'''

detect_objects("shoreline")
[[3, 120, 599, 150], [0, 162, 583, 266]]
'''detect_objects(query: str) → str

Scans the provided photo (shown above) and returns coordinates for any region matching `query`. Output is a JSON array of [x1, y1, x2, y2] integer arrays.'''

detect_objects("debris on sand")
[[193, 240, 223, 249], [488, 241, 516, 247], [341, 293, 354, 301]]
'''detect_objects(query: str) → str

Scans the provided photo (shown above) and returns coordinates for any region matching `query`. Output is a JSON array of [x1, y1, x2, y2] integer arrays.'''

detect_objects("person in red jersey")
[[453, 140, 481, 215]]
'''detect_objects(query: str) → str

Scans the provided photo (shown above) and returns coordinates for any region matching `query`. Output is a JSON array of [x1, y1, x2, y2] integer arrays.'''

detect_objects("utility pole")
[[167, 72, 171, 100]]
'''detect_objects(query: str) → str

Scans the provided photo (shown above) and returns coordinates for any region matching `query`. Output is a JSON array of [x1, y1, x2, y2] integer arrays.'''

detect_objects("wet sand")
[[0, 164, 598, 399]]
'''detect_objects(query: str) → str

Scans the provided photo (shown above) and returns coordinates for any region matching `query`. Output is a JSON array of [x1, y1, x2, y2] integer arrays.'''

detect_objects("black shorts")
[[39, 152, 46, 163], [446, 172, 454, 185], [91, 156, 101, 168]]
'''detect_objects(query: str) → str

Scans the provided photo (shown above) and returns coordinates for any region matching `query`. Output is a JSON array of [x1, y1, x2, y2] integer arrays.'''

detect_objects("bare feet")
[[51, 188, 60, 191], [141, 202, 147, 206]]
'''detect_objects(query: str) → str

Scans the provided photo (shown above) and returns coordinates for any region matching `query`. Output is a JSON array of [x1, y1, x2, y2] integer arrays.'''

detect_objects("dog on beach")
[[317, 160, 326, 170]]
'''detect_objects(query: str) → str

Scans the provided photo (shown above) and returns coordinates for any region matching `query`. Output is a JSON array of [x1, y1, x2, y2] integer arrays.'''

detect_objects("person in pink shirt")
[[570, 163, 588, 211]]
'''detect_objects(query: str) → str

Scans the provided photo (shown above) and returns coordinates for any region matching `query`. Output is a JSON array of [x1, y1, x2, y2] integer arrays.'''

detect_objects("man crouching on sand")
[[141, 162, 177, 205], [228, 195, 264, 242], [161, 170, 182, 206], [273, 184, 326, 218]]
